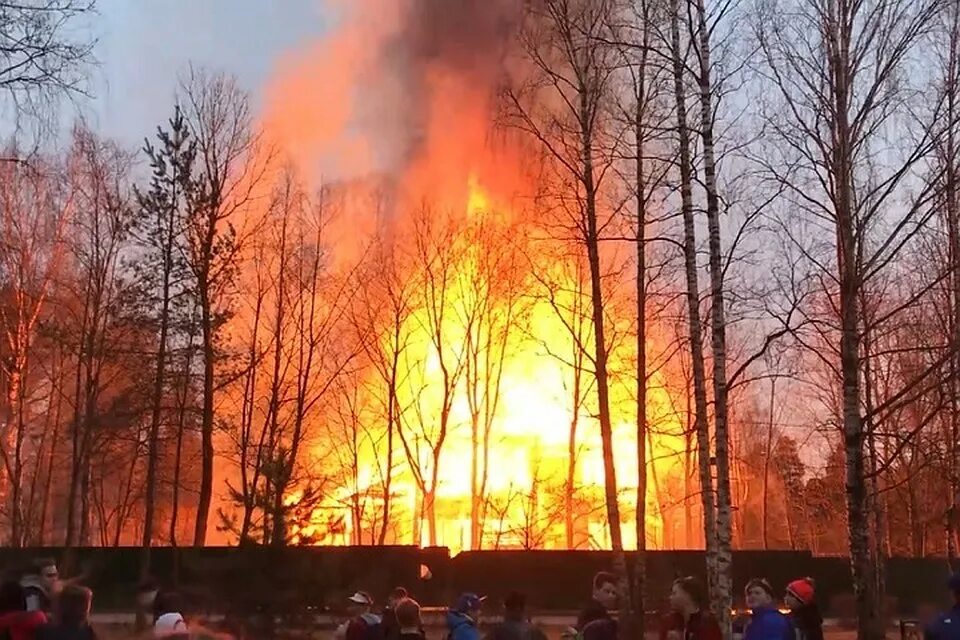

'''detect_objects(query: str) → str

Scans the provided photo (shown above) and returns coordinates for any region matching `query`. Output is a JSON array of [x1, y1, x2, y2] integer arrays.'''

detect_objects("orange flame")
[[247, 0, 691, 552]]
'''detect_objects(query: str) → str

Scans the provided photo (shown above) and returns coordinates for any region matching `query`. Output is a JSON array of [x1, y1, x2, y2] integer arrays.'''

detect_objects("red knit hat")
[[786, 578, 815, 605]]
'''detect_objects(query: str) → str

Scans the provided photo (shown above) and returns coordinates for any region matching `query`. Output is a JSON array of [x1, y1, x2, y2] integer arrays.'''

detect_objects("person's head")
[[154, 591, 184, 619], [592, 572, 618, 610], [745, 579, 776, 610], [785, 578, 815, 610], [504, 591, 527, 619], [395, 598, 421, 631], [56, 584, 92, 627], [32, 558, 59, 594], [348, 591, 373, 616], [388, 587, 409, 609], [453, 593, 485, 619], [0, 580, 26, 613], [669, 577, 706, 614], [154, 612, 188, 639]]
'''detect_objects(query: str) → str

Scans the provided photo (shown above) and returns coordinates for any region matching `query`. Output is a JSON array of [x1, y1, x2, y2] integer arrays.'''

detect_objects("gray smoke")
[[373, 0, 521, 165]]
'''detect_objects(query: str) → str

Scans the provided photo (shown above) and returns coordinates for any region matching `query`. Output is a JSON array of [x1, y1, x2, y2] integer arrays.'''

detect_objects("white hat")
[[348, 591, 373, 605], [154, 612, 187, 638]]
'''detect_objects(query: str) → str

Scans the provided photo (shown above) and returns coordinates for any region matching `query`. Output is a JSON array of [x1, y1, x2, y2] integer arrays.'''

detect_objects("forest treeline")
[[1, 1, 959, 639]]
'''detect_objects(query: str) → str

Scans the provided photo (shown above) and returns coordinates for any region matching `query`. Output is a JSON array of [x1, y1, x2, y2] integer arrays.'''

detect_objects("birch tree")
[[754, 0, 945, 634], [0, 153, 69, 544]]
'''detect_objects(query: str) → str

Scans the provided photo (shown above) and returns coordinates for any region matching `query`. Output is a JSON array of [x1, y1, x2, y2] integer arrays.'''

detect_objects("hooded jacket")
[[0, 610, 47, 640], [447, 611, 480, 640], [744, 607, 793, 640]]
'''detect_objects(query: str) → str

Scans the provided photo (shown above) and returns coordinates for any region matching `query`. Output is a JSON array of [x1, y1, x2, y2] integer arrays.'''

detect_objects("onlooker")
[[485, 591, 547, 640], [395, 598, 425, 640], [660, 577, 721, 640], [784, 578, 823, 640], [743, 579, 792, 640], [153, 612, 188, 640], [20, 560, 59, 615], [152, 591, 185, 626], [35, 585, 96, 640], [577, 572, 618, 632], [446, 593, 485, 640], [925, 573, 960, 640], [382, 587, 409, 640], [345, 591, 383, 640], [0, 580, 47, 640]]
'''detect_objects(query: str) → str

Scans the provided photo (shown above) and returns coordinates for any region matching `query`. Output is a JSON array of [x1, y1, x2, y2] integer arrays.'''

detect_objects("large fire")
[[238, 0, 691, 553]]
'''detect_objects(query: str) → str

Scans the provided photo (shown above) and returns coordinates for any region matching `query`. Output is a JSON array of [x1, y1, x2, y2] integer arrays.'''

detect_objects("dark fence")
[[0, 547, 951, 616]]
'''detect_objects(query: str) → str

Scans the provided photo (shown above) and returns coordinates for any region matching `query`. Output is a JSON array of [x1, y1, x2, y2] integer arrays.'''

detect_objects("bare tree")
[[504, 0, 632, 613], [458, 215, 526, 549], [668, 0, 718, 603], [350, 233, 416, 545], [0, 152, 69, 544], [179, 67, 271, 545], [396, 207, 469, 547], [527, 245, 596, 549], [0, 0, 96, 131], [754, 0, 946, 633], [58, 126, 137, 548], [929, 0, 960, 562]]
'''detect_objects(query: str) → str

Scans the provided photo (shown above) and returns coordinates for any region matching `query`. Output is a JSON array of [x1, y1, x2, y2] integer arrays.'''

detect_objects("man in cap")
[[926, 574, 960, 640], [346, 591, 384, 640], [446, 593, 485, 640]]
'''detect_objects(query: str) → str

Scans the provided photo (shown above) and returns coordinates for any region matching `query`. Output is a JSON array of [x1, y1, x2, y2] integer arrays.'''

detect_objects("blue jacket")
[[926, 607, 960, 640], [744, 607, 793, 640], [446, 611, 480, 640]]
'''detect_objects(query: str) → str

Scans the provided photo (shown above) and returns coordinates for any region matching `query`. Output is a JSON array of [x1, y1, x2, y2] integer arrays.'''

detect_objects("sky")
[[79, 0, 330, 147]]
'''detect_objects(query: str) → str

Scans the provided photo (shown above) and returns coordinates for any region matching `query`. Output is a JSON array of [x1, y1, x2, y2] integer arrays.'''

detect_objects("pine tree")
[[132, 105, 197, 564]]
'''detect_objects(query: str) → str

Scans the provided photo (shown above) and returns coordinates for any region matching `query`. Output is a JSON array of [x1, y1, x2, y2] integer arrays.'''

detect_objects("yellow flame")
[[304, 175, 687, 553]]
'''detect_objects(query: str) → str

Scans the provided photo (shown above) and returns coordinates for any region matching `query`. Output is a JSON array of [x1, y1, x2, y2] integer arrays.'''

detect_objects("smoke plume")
[[262, 0, 521, 189]]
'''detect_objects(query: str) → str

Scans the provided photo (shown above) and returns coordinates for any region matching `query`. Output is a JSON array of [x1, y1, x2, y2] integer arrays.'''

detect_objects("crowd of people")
[[328, 572, 825, 640], [2, 556, 960, 640]]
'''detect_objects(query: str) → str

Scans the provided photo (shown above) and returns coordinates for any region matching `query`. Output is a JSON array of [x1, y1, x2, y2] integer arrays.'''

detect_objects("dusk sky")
[[84, 0, 329, 145]]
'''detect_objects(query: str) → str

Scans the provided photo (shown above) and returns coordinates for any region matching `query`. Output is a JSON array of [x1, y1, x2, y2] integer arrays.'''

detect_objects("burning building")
[[217, 0, 696, 553]]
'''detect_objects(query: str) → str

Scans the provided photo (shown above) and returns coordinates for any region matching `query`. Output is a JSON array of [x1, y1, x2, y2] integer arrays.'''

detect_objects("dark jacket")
[[789, 604, 823, 640], [926, 606, 960, 640], [34, 624, 96, 640], [399, 633, 425, 640], [577, 600, 610, 631], [485, 617, 548, 640], [581, 618, 617, 640], [382, 608, 399, 640], [346, 613, 383, 640], [0, 611, 47, 640], [447, 611, 480, 640], [660, 610, 723, 640], [744, 607, 793, 640]]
